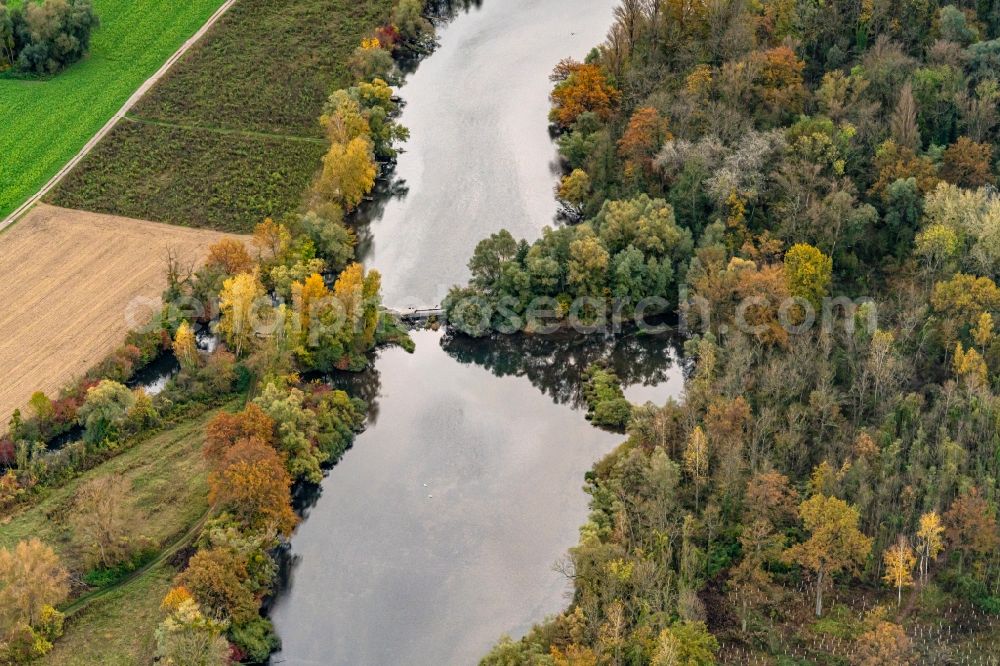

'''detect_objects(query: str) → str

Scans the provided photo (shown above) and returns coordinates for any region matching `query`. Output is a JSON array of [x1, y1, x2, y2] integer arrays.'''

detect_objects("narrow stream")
[[269, 2, 683, 664]]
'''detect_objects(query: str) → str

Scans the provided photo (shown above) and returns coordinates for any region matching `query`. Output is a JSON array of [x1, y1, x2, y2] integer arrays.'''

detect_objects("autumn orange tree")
[[783, 494, 872, 616], [940, 137, 995, 188], [177, 547, 258, 625], [945, 487, 1000, 574], [549, 60, 619, 128], [204, 403, 275, 465], [854, 618, 912, 666], [870, 140, 940, 198], [618, 107, 672, 179], [205, 238, 254, 276], [208, 436, 298, 537], [754, 46, 807, 120]]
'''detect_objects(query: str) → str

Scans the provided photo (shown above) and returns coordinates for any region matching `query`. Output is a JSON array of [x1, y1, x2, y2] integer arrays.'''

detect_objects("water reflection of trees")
[[350, 164, 409, 265], [349, 0, 487, 261], [441, 328, 686, 409], [428, 0, 484, 20], [307, 360, 384, 427]]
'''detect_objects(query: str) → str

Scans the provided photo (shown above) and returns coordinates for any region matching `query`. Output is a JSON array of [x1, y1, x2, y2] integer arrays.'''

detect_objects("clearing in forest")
[[48, 0, 395, 232], [0, 204, 238, 425]]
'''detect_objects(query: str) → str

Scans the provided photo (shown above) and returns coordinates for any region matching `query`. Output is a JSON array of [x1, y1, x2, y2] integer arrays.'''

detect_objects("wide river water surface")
[[269, 2, 683, 664]]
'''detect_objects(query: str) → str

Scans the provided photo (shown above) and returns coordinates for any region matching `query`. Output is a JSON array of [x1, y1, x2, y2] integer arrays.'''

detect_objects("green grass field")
[[48, 0, 395, 232], [42, 562, 176, 665], [0, 0, 225, 221]]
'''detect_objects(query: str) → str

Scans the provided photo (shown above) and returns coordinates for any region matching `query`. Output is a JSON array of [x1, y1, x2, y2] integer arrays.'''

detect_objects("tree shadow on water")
[[440, 326, 687, 410]]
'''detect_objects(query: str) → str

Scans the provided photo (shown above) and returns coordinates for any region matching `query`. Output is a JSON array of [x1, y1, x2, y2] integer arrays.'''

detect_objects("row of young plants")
[[0, 1, 436, 662]]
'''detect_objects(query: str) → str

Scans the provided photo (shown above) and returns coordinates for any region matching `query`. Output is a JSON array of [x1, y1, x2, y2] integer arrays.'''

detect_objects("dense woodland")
[[474, 0, 1000, 664]]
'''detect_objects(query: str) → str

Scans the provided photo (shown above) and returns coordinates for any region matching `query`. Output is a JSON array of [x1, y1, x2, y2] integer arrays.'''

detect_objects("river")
[[268, 2, 683, 664]]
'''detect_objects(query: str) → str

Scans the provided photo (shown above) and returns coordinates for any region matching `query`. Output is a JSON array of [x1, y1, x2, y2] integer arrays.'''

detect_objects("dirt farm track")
[[0, 204, 238, 427]]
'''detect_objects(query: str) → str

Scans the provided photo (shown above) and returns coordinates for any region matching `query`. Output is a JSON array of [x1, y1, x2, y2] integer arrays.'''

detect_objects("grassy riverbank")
[[0, 409, 224, 662], [0, 0, 224, 220], [0, 410, 215, 565], [49, 0, 395, 232], [42, 562, 177, 665]]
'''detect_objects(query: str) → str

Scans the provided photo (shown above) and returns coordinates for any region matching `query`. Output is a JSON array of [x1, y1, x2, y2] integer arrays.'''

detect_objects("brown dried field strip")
[[0, 204, 240, 425]]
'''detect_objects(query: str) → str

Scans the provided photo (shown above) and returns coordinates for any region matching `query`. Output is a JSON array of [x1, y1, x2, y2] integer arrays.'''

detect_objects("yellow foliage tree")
[[161, 586, 194, 613], [784, 243, 833, 310], [291, 273, 331, 348], [334, 262, 365, 326], [913, 223, 959, 278], [915, 511, 944, 584], [558, 168, 591, 217], [973, 311, 994, 350], [218, 271, 265, 357], [0, 539, 70, 631], [320, 92, 370, 145], [882, 536, 917, 606], [684, 426, 709, 510], [173, 321, 198, 371], [331, 263, 382, 353], [550, 644, 598, 666], [953, 343, 989, 389], [783, 495, 872, 617], [252, 218, 291, 262], [316, 137, 376, 211]]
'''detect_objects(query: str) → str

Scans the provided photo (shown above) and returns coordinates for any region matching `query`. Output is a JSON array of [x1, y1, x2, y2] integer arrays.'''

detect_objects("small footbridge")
[[390, 306, 445, 325]]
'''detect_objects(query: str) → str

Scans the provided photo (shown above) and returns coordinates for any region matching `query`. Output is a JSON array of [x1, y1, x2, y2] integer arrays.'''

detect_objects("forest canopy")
[[477, 0, 1000, 663]]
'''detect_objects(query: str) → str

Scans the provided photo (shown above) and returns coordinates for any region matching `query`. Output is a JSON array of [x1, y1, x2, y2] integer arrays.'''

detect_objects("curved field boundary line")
[[0, 0, 238, 235]]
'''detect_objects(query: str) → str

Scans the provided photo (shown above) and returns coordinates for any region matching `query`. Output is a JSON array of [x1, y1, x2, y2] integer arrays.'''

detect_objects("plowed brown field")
[[0, 204, 239, 426]]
